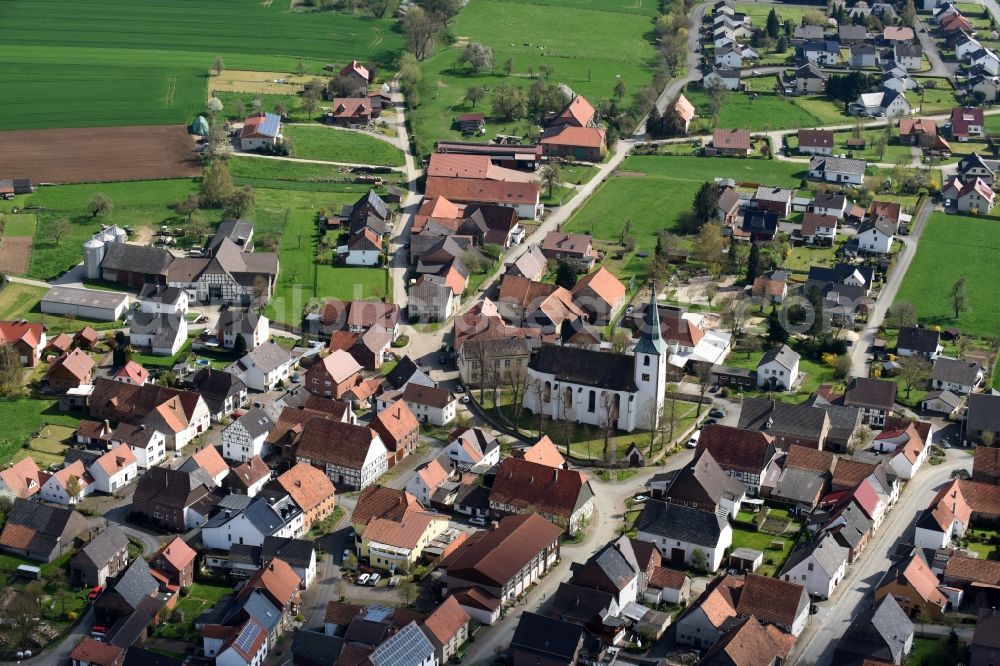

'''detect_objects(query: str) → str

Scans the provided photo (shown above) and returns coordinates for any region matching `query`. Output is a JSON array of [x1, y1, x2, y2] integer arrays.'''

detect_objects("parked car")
[[357, 573, 370, 586], [461, 395, 470, 404], [634, 495, 649, 503], [703, 418, 718, 426], [709, 408, 725, 418], [469, 516, 487, 526], [88, 585, 103, 600], [369, 573, 381, 586], [687, 430, 701, 448]]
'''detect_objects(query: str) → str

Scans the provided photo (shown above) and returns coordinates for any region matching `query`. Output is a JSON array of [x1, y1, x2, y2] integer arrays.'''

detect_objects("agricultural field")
[[410, 0, 657, 154], [283, 125, 405, 166], [0, 125, 201, 184], [0, 0, 403, 130], [686, 91, 823, 132], [0, 214, 37, 275], [564, 155, 807, 278], [895, 212, 1000, 338]]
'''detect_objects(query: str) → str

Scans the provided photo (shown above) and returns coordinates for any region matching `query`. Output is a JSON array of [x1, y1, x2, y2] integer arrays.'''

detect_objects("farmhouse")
[[167, 238, 279, 306], [240, 112, 283, 151], [539, 125, 607, 162], [634, 499, 732, 572], [89, 378, 210, 451], [41, 286, 129, 321], [425, 176, 542, 220]]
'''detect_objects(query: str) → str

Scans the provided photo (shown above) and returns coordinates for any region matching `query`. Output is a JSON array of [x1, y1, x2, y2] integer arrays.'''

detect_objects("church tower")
[[633, 286, 668, 430]]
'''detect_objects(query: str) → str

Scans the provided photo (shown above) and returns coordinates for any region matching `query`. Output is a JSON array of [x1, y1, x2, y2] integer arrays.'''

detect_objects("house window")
[[642, 374, 650, 382], [644, 356, 650, 367], [588, 390, 596, 413]]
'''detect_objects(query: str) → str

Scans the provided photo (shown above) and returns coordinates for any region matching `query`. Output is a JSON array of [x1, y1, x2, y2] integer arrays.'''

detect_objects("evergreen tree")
[[766, 8, 781, 38], [746, 243, 761, 285], [775, 35, 788, 53], [767, 308, 789, 346], [555, 261, 577, 290], [807, 284, 825, 336], [692, 181, 721, 225]]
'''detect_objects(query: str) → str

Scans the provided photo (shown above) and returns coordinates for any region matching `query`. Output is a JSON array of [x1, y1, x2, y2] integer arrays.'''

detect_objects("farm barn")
[[40, 286, 130, 322]]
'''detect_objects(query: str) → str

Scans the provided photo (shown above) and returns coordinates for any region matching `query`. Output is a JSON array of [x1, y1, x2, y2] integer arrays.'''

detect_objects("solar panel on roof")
[[235, 621, 263, 654], [257, 113, 281, 138], [370, 623, 432, 666], [364, 605, 393, 622]]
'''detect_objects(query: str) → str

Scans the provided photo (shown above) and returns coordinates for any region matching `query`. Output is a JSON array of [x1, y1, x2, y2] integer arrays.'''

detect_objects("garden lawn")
[[788, 95, 852, 125], [0, 398, 81, 466], [229, 156, 402, 192], [729, 525, 798, 577], [4, 214, 37, 236], [788, 128, 914, 164], [895, 212, 1000, 337], [283, 125, 404, 166], [735, 3, 815, 26], [686, 91, 823, 131], [906, 638, 964, 666], [564, 155, 807, 278], [410, 0, 657, 154], [0, 0, 402, 130]]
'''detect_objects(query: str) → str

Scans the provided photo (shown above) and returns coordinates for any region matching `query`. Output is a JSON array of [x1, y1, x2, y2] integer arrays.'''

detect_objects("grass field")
[[0, 0, 403, 130], [229, 157, 403, 192], [686, 91, 823, 132], [0, 399, 81, 466], [787, 128, 915, 164], [788, 95, 853, 125], [410, 0, 657, 154], [735, 3, 815, 26], [564, 155, 807, 278], [283, 125, 405, 166], [4, 214, 37, 237], [895, 212, 1000, 337]]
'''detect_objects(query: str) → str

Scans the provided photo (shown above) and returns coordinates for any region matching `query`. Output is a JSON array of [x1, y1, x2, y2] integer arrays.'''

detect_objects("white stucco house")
[[856, 219, 895, 253], [756, 344, 800, 391], [87, 444, 139, 494], [634, 500, 733, 572], [779, 533, 849, 599], [201, 495, 304, 551], [227, 342, 294, 392]]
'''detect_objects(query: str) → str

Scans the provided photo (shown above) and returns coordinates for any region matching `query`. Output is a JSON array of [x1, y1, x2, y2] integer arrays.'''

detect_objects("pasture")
[[895, 212, 1000, 337], [283, 125, 405, 166], [0, 0, 403, 130], [564, 155, 807, 276], [410, 0, 657, 154], [686, 91, 823, 131], [0, 125, 201, 184]]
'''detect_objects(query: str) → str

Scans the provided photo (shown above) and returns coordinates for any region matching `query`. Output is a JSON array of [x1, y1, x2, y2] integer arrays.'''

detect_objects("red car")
[[88, 586, 103, 600]]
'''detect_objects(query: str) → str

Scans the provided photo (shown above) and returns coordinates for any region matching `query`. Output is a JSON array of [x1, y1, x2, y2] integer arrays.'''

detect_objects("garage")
[[41, 285, 129, 322]]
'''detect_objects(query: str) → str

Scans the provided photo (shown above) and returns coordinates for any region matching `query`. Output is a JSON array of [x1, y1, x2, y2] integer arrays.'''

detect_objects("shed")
[[847, 138, 866, 149], [456, 113, 486, 134], [41, 286, 129, 321], [729, 547, 764, 573], [624, 444, 645, 468], [190, 115, 210, 136]]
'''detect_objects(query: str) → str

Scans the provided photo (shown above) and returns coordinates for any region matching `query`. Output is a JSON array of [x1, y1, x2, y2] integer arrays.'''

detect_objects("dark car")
[[703, 418, 718, 426], [709, 409, 725, 418]]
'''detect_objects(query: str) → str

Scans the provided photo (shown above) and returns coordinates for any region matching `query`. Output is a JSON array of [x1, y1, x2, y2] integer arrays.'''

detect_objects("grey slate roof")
[[779, 532, 847, 578], [967, 393, 1000, 434], [292, 629, 344, 666], [835, 594, 913, 664], [738, 397, 829, 440], [110, 557, 159, 611], [844, 377, 897, 410], [238, 341, 291, 374], [130, 312, 183, 348], [510, 612, 585, 662], [235, 408, 274, 439], [232, 587, 282, 633], [827, 501, 873, 549], [634, 499, 728, 548], [922, 389, 961, 410], [550, 582, 616, 624], [509, 245, 547, 279], [261, 536, 315, 569], [810, 155, 868, 177], [100, 243, 174, 276], [773, 467, 825, 505], [759, 344, 800, 373], [858, 218, 897, 238], [384, 355, 423, 390], [76, 524, 129, 569], [932, 357, 981, 386], [138, 284, 186, 306], [528, 344, 638, 392], [896, 326, 940, 354]]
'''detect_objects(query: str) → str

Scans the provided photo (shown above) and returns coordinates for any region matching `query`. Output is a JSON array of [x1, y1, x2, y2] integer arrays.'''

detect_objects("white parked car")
[[357, 573, 370, 586], [687, 430, 701, 448], [368, 573, 381, 586], [469, 516, 487, 526]]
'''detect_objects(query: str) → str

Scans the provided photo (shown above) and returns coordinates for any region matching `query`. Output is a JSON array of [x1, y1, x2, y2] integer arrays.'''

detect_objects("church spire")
[[634, 284, 666, 356]]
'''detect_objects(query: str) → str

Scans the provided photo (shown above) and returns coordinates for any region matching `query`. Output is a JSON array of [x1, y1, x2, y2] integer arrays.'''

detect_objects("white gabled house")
[[222, 408, 275, 463], [87, 444, 139, 494], [778, 533, 848, 599], [441, 427, 501, 472], [873, 425, 929, 480], [856, 218, 895, 254], [201, 495, 304, 551], [634, 500, 733, 572], [227, 342, 294, 392], [108, 423, 167, 470], [39, 460, 92, 505], [756, 344, 800, 391]]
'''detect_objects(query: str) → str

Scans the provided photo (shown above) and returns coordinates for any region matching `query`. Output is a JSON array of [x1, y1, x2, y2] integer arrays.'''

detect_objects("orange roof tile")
[[364, 510, 443, 550], [370, 399, 419, 449], [520, 436, 566, 468], [0, 523, 36, 550], [416, 458, 449, 490], [0, 457, 42, 499], [189, 445, 228, 479], [571, 267, 626, 308], [69, 638, 124, 666], [422, 595, 470, 647], [154, 536, 197, 572], [274, 462, 335, 514], [94, 444, 137, 476]]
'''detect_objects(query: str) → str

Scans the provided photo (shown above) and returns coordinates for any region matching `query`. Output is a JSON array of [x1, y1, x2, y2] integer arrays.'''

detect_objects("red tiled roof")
[[489, 458, 589, 522], [154, 536, 197, 572], [714, 128, 751, 151], [736, 573, 807, 627], [273, 462, 335, 514], [648, 565, 688, 590], [69, 638, 124, 666], [93, 443, 137, 476], [0, 320, 45, 350], [571, 267, 625, 308], [189, 445, 228, 479], [695, 426, 774, 474], [330, 97, 371, 120], [0, 457, 42, 499], [958, 479, 1000, 517], [352, 485, 420, 526], [519, 436, 566, 468], [540, 125, 606, 149], [370, 399, 419, 450], [364, 510, 443, 550], [974, 446, 1000, 480], [785, 444, 835, 473], [422, 595, 470, 647], [559, 95, 596, 127], [944, 554, 1000, 586], [425, 176, 539, 207]]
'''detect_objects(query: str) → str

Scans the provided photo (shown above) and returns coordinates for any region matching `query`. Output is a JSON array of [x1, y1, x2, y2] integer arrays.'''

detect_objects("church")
[[522, 292, 667, 432]]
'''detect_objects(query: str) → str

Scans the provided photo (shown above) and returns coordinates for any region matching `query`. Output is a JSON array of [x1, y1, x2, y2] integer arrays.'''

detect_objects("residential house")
[[106, 423, 166, 470], [795, 63, 828, 94], [839, 24, 869, 44], [896, 326, 942, 359], [360, 508, 449, 573], [294, 417, 388, 490], [737, 573, 811, 636], [421, 595, 470, 664], [224, 456, 271, 497], [540, 232, 598, 271], [202, 494, 304, 551], [899, 117, 940, 146], [217, 312, 269, 351], [752, 269, 789, 304], [187, 368, 247, 422], [338, 229, 383, 266], [851, 43, 879, 68], [180, 445, 230, 486], [803, 40, 840, 65], [489, 457, 595, 533], [914, 480, 971, 548], [70, 524, 129, 588], [268, 463, 336, 532], [131, 466, 218, 531], [44, 348, 94, 393], [694, 425, 777, 495], [703, 67, 742, 91], [971, 73, 1000, 103], [326, 98, 373, 125], [405, 458, 450, 505], [973, 446, 1000, 484], [129, 312, 187, 356], [409, 273, 457, 322], [797, 128, 834, 155], [222, 408, 274, 463], [497, 275, 584, 331], [753, 186, 795, 217], [439, 513, 562, 615], [304, 349, 361, 399], [370, 399, 420, 466], [956, 153, 999, 185], [856, 218, 895, 254], [833, 595, 914, 665], [88, 444, 139, 494], [931, 357, 983, 394], [712, 128, 752, 156], [634, 499, 733, 571], [570, 267, 626, 325], [844, 377, 896, 427], [369, 622, 436, 666], [808, 191, 848, 219], [675, 575, 743, 648], [966, 393, 1000, 443], [655, 450, 746, 516], [738, 397, 830, 450], [969, 608, 1000, 666], [701, 616, 795, 666], [674, 94, 696, 133], [942, 175, 996, 214], [240, 112, 283, 150], [778, 532, 848, 599], [873, 424, 929, 480], [384, 355, 435, 391], [0, 457, 43, 499], [874, 549, 949, 620], [380, 383, 457, 426], [850, 89, 910, 117], [952, 106, 985, 140], [149, 536, 197, 588], [111, 360, 148, 386], [39, 459, 91, 505], [823, 501, 874, 563], [801, 213, 838, 245], [457, 336, 532, 388], [757, 344, 801, 391], [69, 638, 126, 666], [809, 155, 867, 185], [0, 498, 87, 562], [717, 185, 742, 226], [507, 245, 548, 281], [441, 427, 500, 472], [0, 320, 47, 366], [645, 565, 691, 606], [226, 341, 294, 392], [894, 43, 923, 70], [138, 284, 188, 315], [205, 618, 270, 666]]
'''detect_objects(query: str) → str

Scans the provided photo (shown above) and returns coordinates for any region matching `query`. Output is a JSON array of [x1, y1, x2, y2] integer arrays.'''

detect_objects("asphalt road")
[[789, 451, 969, 666]]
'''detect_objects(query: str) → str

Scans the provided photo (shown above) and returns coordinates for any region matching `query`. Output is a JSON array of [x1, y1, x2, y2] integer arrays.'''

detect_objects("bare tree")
[[0, 344, 22, 396], [950, 277, 968, 319], [402, 6, 438, 60], [695, 364, 714, 420], [88, 193, 113, 218], [50, 218, 71, 245], [174, 194, 199, 222], [539, 164, 562, 199], [885, 301, 918, 329], [600, 391, 619, 461], [213, 56, 225, 76], [722, 298, 746, 339], [506, 365, 530, 432], [610, 328, 633, 354], [529, 378, 546, 435]]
